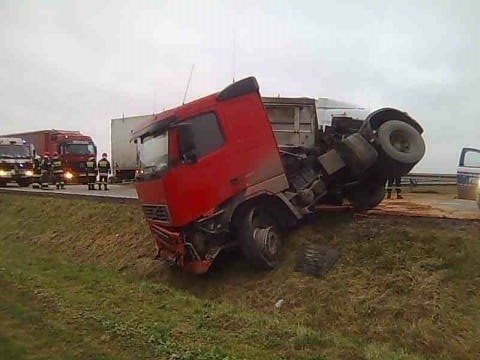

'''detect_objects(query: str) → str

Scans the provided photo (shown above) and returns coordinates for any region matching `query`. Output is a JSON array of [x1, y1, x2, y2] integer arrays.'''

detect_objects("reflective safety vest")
[[40, 158, 51, 171], [98, 159, 110, 175], [86, 160, 97, 176], [52, 159, 64, 174]]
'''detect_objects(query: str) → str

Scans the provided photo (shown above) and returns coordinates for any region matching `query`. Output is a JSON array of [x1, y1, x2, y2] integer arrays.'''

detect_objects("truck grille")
[[71, 161, 86, 171], [142, 204, 171, 223]]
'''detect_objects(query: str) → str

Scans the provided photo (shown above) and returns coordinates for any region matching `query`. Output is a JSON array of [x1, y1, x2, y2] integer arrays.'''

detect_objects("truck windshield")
[[64, 143, 96, 155], [139, 132, 169, 174], [0, 145, 31, 158]]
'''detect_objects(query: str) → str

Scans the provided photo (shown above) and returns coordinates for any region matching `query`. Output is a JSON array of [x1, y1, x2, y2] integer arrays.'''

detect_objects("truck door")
[[457, 147, 480, 199], [171, 112, 233, 222]]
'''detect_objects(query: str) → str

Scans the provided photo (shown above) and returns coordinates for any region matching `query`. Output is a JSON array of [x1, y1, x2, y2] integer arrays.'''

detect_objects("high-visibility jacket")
[[86, 160, 97, 176], [98, 159, 111, 176], [51, 159, 64, 174], [40, 158, 51, 172]]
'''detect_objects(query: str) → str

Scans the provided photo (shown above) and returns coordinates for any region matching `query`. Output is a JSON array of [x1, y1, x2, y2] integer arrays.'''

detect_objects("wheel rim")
[[253, 227, 279, 260], [390, 130, 411, 153]]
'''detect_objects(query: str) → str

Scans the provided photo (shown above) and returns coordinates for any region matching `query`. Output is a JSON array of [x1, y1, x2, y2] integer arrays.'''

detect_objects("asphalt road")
[[0, 183, 138, 200], [1, 183, 479, 219]]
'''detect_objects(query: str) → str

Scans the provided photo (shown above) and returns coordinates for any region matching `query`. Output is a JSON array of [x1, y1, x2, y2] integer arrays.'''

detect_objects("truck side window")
[[189, 113, 224, 158]]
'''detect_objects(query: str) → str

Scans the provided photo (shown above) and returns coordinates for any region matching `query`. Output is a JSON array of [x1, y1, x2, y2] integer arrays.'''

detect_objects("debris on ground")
[[275, 299, 285, 309], [295, 244, 340, 277]]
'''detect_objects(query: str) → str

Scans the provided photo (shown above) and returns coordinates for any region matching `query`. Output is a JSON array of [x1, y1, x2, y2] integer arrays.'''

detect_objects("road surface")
[[369, 192, 479, 220], [0, 183, 137, 201]]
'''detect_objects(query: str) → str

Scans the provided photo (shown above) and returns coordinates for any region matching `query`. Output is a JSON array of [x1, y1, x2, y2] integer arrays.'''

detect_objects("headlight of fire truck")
[[0, 169, 7, 176], [25, 170, 33, 176], [65, 172, 74, 180]]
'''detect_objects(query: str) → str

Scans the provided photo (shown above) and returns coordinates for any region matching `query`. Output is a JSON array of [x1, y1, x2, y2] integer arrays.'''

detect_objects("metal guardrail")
[[402, 173, 457, 186]]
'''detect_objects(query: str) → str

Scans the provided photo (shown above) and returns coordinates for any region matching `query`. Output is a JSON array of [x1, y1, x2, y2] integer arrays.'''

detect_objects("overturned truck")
[[132, 77, 425, 273]]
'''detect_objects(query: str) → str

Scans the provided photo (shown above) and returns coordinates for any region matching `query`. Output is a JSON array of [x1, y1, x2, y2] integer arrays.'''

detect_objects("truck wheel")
[[17, 180, 31, 187], [377, 120, 425, 164], [238, 205, 282, 270], [348, 184, 385, 211], [338, 133, 378, 175]]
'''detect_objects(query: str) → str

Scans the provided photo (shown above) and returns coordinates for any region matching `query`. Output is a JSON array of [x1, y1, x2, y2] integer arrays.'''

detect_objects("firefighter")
[[86, 155, 97, 190], [386, 176, 403, 199], [51, 152, 65, 190], [32, 155, 42, 189], [40, 152, 51, 189], [97, 152, 111, 190]]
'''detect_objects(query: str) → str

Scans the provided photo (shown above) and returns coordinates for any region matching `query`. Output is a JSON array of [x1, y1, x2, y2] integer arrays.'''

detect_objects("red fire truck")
[[131, 77, 425, 274], [4, 130, 97, 183]]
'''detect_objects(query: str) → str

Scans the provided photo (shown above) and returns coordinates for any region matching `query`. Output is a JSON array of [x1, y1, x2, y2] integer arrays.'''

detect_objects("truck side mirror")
[[177, 123, 197, 163]]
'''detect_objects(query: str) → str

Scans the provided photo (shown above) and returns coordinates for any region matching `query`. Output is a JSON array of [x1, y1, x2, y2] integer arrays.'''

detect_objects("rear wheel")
[[17, 180, 31, 187], [338, 133, 378, 175], [377, 120, 425, 164], [238, 204, 283, 270], [348, 184, 385, 211]]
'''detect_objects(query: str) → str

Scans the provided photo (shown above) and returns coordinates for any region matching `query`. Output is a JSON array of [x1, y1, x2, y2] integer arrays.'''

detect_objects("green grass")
[[0, 193, 479, 359]]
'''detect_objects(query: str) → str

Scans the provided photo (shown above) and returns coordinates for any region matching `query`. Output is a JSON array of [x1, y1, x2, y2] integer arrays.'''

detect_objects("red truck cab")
[[132, 77, 425, 274], [133, 78, 289, 273]]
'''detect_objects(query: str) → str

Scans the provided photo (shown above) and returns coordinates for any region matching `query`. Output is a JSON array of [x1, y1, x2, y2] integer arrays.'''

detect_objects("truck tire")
[[337, 133, 378, 175], [17, 180, 31, 187], [348, 184, 385, 211], [377, 120, 425, 164], [238, 205, 283, 270]]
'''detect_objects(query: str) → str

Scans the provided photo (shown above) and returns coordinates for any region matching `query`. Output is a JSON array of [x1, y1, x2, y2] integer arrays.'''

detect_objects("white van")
[[457, 148, 480, 203]]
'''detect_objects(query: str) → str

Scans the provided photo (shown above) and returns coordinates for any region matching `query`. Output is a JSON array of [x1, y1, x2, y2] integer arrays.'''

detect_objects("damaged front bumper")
[[149, 222, 214, 274]]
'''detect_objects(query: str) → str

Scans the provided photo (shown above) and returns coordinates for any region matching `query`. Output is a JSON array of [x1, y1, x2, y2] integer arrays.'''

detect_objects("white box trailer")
[[111, 114, 154, 181]]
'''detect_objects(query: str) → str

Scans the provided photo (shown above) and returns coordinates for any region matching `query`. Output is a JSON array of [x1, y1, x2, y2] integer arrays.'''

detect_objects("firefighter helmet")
[[53, 152, 59, 157], [102, 152, 107, 158], [88, 155, 95, 161], [44, 152, 50, 157]]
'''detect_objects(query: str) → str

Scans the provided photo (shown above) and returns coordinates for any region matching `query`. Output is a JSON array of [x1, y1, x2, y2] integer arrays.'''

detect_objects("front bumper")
[[0, 169, 33, 181], [148, 222, 213, 274]]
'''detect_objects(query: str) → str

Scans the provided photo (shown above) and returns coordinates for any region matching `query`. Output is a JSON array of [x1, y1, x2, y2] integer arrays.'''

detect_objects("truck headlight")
[[0, 169, 7, 176], [25, 170, 33, 176], [65, 172, 73, 180]]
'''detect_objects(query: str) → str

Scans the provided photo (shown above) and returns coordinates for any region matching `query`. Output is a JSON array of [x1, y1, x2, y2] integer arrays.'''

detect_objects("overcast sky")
[[1, 0, 478, 173]]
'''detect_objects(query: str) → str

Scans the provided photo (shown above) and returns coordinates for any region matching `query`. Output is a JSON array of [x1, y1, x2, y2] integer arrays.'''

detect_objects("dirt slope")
[[1, 193, 479, 359]]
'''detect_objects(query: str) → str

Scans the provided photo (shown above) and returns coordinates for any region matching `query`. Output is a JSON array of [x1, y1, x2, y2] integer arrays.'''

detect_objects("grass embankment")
[[0, 193, 479, 359]]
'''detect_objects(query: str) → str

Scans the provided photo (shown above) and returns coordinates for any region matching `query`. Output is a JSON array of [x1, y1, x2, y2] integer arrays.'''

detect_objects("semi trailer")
[[0, 137, 34, 187], [3, 130, 96, 183], [111, 115, 154, 181], [131, 77, 426, 273]]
